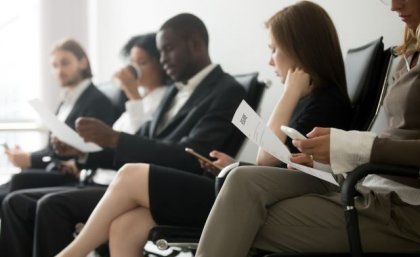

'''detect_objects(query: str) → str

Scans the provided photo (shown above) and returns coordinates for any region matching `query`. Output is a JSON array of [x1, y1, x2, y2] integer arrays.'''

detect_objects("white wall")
[[39, 0, 90, 110]]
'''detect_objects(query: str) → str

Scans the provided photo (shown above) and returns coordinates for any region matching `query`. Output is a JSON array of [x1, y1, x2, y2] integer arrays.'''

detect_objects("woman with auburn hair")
[[196, 0, 420, 256]]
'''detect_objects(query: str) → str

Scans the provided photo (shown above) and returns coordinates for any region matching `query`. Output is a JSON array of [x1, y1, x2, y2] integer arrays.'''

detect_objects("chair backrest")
[[369, 49, 399, 134], [345, 37, 391, 131], [221, 72, 267, 157]]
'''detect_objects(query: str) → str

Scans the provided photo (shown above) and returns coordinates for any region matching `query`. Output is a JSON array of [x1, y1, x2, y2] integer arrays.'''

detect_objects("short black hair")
[[160, 13, 209, 47], [121, 33, 160, 60]]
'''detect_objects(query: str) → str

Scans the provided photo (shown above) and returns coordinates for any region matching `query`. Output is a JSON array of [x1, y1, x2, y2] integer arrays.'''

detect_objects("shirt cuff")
[[330, 128, 376, 174]]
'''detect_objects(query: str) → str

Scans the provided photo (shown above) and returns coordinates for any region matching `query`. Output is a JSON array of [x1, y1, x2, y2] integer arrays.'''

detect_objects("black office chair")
[[221, 72, 267, 157], [146, 72, 268, 256], [345, 37, 391, 131]]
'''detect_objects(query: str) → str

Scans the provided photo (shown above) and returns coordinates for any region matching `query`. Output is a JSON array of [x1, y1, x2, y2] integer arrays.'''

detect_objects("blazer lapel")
[[157, 66, 223, 135], [150, 85, 179, 136], [64, 83, 94, 128]]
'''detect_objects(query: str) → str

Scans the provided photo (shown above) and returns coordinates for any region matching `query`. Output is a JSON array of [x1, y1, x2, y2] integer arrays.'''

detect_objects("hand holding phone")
[[280, 125, 306, 140], [185, 148, 222, 171], [1, 143, 9, 150]]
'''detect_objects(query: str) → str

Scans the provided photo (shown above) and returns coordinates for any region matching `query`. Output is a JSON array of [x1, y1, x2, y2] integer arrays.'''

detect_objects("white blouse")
[[112, 86, 167, 134]]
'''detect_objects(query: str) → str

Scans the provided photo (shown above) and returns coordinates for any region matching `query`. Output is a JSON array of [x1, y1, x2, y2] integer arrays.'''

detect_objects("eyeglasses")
[[380, 0, 408, 6]]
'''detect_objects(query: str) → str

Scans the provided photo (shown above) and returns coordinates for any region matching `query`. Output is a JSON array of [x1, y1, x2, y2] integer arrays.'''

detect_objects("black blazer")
[[30, 83, 117, 168], [85, 65, 246, 173]]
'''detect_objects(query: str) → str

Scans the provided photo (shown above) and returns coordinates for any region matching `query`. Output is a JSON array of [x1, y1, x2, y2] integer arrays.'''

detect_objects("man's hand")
[[51, 137, 84, 157], [292, 127, 331, 164], [5, 145, 30, 169], [76, 117, 119, 148]]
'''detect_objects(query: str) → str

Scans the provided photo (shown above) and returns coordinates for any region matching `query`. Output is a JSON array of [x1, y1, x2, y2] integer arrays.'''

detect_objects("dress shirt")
[[56, 79, 91, 121], [330, 128, 420, 205], [112, 86, 167, 134], [156, 64, 217, 133]]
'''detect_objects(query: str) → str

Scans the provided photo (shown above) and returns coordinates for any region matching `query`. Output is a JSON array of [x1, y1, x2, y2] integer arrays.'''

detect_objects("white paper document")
[[232, 100, 338, 186], [29, 99, 102, 152]]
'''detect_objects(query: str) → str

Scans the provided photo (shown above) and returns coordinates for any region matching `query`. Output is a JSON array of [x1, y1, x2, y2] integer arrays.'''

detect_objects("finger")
[[292, 137, 320, 152], [209, 150, 218, 158], [76, 117, 98, 128], [306, 127, 330, 138], [286, 163, 298, 170]]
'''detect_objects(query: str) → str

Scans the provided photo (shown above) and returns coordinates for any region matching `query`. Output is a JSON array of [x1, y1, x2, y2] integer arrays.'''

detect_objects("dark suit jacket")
[[30, 83, 117, 169], [85, 65, 246, 173]]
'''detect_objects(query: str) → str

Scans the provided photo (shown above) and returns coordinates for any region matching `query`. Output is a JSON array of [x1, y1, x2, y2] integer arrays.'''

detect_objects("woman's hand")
[[199, 150, 235, 176], [292, 127, 331, 164], [114, 65, 141, 100], [5, 145, 30, 169], [283, 68, 312, 99], [288, 153, 314, 169]]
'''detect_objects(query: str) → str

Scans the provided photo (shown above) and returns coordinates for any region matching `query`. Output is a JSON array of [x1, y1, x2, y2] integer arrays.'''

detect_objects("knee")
[[36, 193, 63, 216], [2, 191, 14, 209], [225, 166, 255, 188], [2, 191, 26, 213], [114, 163, 149, 185]]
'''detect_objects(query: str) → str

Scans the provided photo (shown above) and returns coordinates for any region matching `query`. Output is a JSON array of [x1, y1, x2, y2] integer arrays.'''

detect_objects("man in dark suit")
[[0, 39, 116, 200], [0, 14, 246, 257]]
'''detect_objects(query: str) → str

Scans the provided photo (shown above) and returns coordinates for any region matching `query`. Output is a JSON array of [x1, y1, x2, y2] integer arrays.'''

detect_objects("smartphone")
[[185, 148, 222, 171], [280, 125, 307, 140], [1, 143, 9, 150]]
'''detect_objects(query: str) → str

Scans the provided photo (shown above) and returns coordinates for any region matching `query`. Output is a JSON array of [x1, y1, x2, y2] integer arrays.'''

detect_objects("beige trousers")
[[195, 166, 420, 257]]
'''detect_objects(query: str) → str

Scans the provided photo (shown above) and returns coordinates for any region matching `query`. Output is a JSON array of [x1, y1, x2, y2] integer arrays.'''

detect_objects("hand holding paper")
[[76, 117, 120, 148], [231, 100, 338, 185], [29, 99, 102, 152]]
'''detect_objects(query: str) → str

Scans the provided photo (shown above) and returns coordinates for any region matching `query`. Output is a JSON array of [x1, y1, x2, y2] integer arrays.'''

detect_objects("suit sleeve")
[[81, 96, 117, 126], [114, 83, 246, 172], [370, 138, 420, 168], [30, 146, 53, 169]]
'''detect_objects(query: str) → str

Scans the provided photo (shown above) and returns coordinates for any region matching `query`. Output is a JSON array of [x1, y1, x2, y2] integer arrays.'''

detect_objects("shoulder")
[[86, 83, 111, 99], [305, 85, 350, 109], [210, 67, 245, 94]]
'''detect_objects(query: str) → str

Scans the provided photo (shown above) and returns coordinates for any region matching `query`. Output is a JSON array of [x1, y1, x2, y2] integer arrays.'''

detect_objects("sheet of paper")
[[29, 99, 102, 152], [232, 100, 290, 164], [231, 100, 338, 186]]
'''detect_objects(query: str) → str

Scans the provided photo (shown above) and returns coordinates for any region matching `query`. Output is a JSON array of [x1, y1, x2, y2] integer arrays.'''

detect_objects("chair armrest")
[[215, 161, 255, 195], [341, 163, 419, 207]]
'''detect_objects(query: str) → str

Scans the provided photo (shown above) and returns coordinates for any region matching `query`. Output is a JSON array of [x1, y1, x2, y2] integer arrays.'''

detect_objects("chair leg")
[[344, 208, 363, 257]]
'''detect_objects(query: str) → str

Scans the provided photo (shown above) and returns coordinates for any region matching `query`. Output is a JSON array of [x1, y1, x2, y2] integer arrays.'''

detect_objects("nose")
[[268, 56, 274, 67], [160, 52, 167, 65], [390, 0, 403, 11]]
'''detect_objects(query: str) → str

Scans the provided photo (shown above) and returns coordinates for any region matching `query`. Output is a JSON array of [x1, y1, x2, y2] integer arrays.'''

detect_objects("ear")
[[187, 34, 205, 53], [79, 57, 89, 69]]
